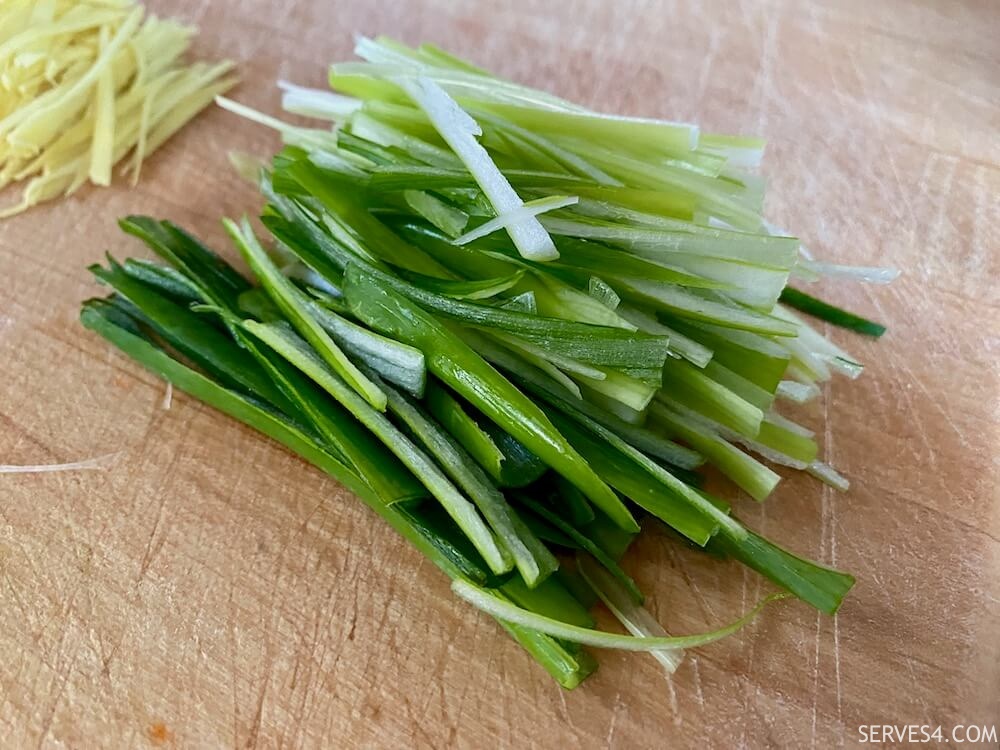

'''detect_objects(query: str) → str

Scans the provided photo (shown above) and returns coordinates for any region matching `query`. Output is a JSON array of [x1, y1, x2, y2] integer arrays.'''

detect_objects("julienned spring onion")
[[779, 287, 887, 337], [79, 37, 895, 689]]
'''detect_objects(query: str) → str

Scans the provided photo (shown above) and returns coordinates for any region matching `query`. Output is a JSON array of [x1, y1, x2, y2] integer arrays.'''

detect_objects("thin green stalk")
[[342, 264, 639, 532]]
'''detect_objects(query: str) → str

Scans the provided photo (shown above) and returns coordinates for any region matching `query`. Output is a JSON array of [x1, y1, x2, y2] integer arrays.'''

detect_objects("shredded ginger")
[[0, 0, 236, 217]]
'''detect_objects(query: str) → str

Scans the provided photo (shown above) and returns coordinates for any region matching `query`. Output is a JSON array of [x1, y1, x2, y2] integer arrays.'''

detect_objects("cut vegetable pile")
[[81, 36, 896, 688], [0, 0, 235, 217]]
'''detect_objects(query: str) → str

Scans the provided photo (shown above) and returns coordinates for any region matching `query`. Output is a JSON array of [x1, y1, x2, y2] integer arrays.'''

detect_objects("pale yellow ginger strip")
[[129, 73, 169, 184], [142, 74, 237, 156], [6, 6, 142, 153], [28, 0, 58, 32], [0, 49, 94, 140], [17, 68, 173, 181], [0, 162, 77, 218], [89, 23, 116, 185], [137, 63, 236, 160], [135, 18, 194, 80], [13, 51, 47, 68], [127, 35, 147, 90], [31, 64, 231, 196], [42, 37, 92, 85], [0, 5, 123, 66], [0, 1, 236, 217], [11, 63, 50, 100], [0, 3, 32, 43]]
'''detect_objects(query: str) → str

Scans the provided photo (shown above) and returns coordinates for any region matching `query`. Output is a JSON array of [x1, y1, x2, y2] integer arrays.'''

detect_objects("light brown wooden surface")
[[2, 1, 998, 747]]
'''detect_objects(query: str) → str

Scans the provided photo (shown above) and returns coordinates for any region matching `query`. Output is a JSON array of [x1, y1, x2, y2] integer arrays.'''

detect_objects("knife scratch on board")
[[604, 690, 624, 748]]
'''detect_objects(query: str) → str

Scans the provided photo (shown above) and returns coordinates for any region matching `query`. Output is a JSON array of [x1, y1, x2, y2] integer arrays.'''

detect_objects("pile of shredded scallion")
[[81, 36, 896, 688]]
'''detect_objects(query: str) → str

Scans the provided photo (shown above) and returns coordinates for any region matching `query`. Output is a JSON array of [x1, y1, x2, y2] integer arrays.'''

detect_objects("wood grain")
[[1, 0, 998, 747]]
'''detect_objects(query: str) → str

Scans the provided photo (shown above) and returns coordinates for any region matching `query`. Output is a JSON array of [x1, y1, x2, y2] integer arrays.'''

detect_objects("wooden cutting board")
[[1, 1, 997, 747]]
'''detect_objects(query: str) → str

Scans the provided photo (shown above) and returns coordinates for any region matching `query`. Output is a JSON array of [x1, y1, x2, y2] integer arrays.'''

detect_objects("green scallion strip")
[[224, 217, 388, 410], [79, 300, 483, 582], [376, 375, 557, 586], [779, 287, 886, 337], [342, 264, 639, 532], [425, 382, 506, 481], [516, 494, 643, 604], [308, 302, 427, 396], [403, 189, 469, 236], [576, 553, 684, 674], [84, 299, 594, 684], [551, 476, 596, 526], [458, 327, 703, 471], [649, 402, 780, 501], [121, 258, 202, 303], [230, 314, 511, 574], [453, 579, 787, 651]]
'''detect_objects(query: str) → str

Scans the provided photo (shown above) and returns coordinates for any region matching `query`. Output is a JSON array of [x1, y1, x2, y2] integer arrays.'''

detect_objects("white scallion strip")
[[663, 396, 811, 471], [573, 368, 656, 412], [162, 381, 173, 410], [773, 304, 863, 380], [215, 96, 338, 152], [698, 133, 766, 169], [451, 195, 578, 246], [577, 554, 685, 673], [762, 219, 811, 250], [278, 79, 361, 120], [535, 276, 636, 330], [808, 461, 850, 491], [489, 331, 607, 381], [540, 216, 799, 268], [588, 276, 621, 310], [827, 356, 864, 379], [394, 75, 560, 261], [349, 111, 462, 168], [790, 260, 822, 283], [665, 254, 789, 309], [583, 386, 646, 425], [735, 437, 809, 470], [474, 109, 622, 186], [571, 197, 711, 231], [452, 579, 785, 651], [508, 344, 583, 400], [623, 281, 798, 337], [281, 260, 342, 296], [769, 316, 833, 380], [403, 189, 468, 237], [765, 410, 815, 438], [650, 401, 780, 501], [307, 149, 371, 179], [701, 145, 763, 170], [618, 305, 713, 368], [215, 96, 300, 133], [309, 303, 427, 396], [0, 451, 121, 474], [800, 261, 900, 284], [489, 335, 583, 399], [351, 38, 586, 113], [499, 291, 537, 314], [776, 380, 820, 403]]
